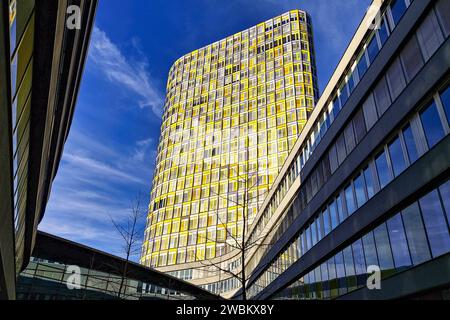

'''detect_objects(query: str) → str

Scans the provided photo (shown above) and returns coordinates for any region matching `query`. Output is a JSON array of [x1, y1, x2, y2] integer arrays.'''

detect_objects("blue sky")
[[39, 0, 371, 259]]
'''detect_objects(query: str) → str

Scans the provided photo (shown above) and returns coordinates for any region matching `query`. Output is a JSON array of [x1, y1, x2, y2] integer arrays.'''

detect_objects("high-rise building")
[[0, 0, 97, 299], [141, 10, 319, 288], [243, 0, 450, 300]]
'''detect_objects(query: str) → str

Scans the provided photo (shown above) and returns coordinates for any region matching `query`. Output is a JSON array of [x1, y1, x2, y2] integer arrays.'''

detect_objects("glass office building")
[[241, 0, 450, 300], [17, 232, 218, 300], [0, 0, 97, 299], [141, 9, 319, 287]]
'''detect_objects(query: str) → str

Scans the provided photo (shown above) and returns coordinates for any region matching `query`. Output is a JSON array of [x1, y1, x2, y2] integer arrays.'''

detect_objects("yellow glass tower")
[[141, 10, 318, 270]]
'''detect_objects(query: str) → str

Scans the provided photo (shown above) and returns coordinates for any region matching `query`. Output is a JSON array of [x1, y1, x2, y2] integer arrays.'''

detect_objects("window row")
[[247, 83, 450, 298], [271, 179, 450, 300]]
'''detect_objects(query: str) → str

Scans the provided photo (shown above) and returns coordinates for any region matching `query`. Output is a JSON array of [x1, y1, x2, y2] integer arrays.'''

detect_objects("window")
[[334, 251, 347, 295], [343, 247, 356, 290], [435, 0, 450, 37], [362, 93, 378, 130], [366, 35, 379, 64], [439, 180, 450, 224], [354, 174, 367, 208], [345, 185, 356, 215], [336, 134, 347, 165], [356, 52, 368, 79], [389, 0, 407, 27], [402, 202, 431, 265], [400, 36, 424, 82], [344, 122, 356, 153], [386, 214, 412, 269], [329, 145, 339, 173], [362, 232, 379, 267], [316, 216, 323, 241], [377, 18, 389, 46], [311, 221, 318, 247], [416, 9, 445, 61], [373, 223, 395, 272], [353, 109, 367, 144], [352, 240, 366, 281], [388, 137, 406, 177], [402, 125, 419, 163], [373, 77, 391, 116], [319, 209, 330, 238], [375, 151, 392, 188], [439, 85, 450, 125], [420, 101, 445, 148], [329, 201, 339, 230], [336, 194, 346, 223], [364, 166, 375, 199], [419, 190, 450, 257], [386, 58, 406, 101]]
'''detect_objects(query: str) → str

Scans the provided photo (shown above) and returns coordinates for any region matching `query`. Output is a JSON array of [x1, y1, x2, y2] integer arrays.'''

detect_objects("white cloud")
[[89, 26, 164, 117], [63, 152, 148, 185]]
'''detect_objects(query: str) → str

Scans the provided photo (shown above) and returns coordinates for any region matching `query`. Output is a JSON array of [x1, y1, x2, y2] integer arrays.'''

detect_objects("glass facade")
[[8, 0, 35, 274], [17, 258, 193, 300], [273, 180, 450, 300], [246, 0, 450, 299], [141, 10, 319, 269]]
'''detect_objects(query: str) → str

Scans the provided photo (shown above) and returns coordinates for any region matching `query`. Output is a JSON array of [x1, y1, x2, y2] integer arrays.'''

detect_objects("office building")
[[242, 0, 450, 300], [0, 0, 97, 299], [140, 10, 319, 293]]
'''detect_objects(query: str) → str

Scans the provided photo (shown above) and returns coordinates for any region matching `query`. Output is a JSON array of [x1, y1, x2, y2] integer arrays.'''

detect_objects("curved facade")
[[140, 10, 319, 276]]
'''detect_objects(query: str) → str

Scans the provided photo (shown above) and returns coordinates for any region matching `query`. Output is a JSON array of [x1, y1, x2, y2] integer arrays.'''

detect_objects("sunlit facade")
[[141, 10, 319, 270]]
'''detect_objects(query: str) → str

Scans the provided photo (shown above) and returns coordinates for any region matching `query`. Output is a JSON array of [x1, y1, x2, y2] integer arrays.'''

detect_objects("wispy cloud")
[[89, 26, 164, 116]]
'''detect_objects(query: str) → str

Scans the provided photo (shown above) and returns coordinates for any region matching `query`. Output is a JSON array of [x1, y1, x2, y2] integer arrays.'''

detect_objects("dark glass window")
[[386, 58, 406, 101], [306, 225, 312, 250], [329, 201, 339, 230], [374, 223, 395, 272], [439, 85, 450, 125], [329, 145, 338, 173], [388, 137, 406, 177], [357, 53, 368, 79], [378, 19, 389, 46], [401, 36, 424, 82], [375, 151, 392, 188], [336, 194, 346, 223], [336, 134, 347, 165], [344, 122, 356, 153], [364, 166, 375, 199], [362, 232, 379, 267], [334, 251, 347, 295], [366, 35, 379, 64], [435, 0, 450, 37], [402, 125, 419, 163], [354, 174, 367, 208], [345, 185, 356, 215], [348, 73, 355, 93], [352, 239, 367, 278], [439, 180, 450, 224], [339, 83, 349, 107], [387, 214, 412, 269], [343, 247, 356, 291], [373, 77, 391, 116], [353, 109, 367, 144], [332, 97, 340, 119], [420, 190, 450, 257], [311, 221, 318, 247], [417, 10, 445, 61], [362, 93, 378, 130], [420, 101, 445, 149], [402, 202, 431, 265], [323, 209, 331, 236], [390, 0, 407, 27], [316, 216, 323, 241]]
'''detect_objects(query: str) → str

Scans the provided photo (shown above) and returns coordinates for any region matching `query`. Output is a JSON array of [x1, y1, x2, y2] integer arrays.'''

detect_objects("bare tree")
[[110, 192, 145, 299], [199, 164, 281, 301]]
